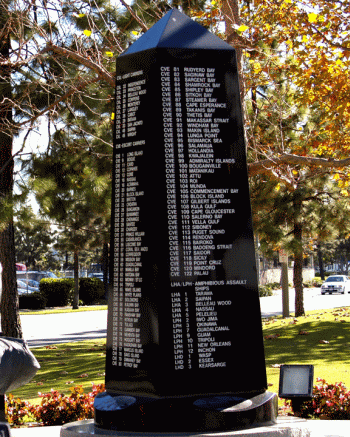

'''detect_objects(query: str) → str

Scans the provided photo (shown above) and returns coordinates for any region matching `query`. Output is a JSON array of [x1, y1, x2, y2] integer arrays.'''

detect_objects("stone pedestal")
[[61, 417, 315, 437], [94, 392, 278, 432]]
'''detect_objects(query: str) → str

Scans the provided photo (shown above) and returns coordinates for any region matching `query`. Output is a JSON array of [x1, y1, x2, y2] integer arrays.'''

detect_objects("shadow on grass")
[[264, 317, 350, 367], [11, 339, 106, 403]]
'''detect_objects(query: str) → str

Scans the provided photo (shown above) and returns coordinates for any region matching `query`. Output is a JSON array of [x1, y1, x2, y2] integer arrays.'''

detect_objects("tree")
[[217, 0, 350, 315], [31, 136, 111, 308], [318, 238, 350, 276], [14, 207, 56, 270], [252, 170, 350, 315], [0, 0, 22, 337], [219, 0, 350, 176]]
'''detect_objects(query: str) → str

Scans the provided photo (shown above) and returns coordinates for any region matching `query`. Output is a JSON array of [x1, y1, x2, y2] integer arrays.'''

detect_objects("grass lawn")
[[19, 305, 107, 316], [11, 339, 106, 405], [10, 305, 350, 410], [263, 306, 350, 401]]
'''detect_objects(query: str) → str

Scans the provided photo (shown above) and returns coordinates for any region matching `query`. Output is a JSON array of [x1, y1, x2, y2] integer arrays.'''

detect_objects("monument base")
[[61, 417, 315, 437], [93, 391, 277, 432]]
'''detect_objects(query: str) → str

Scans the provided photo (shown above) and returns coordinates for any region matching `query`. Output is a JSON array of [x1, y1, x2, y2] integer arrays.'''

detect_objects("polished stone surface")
[[107, 7, 266, 402], [59, 418, 349, 437], [94, 392, 278, 432]]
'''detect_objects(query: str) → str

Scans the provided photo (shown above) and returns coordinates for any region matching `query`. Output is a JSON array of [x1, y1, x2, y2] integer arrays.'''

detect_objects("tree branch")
[[248, 154, 350, 176], [17, 76, 101, 127], [46, 43, 116, 87], [310, 23, 350, 54], [118, 0, 149, 33]]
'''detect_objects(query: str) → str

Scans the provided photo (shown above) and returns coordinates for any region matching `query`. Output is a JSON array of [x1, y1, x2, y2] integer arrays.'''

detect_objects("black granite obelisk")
[[94, 9, 277, 431]]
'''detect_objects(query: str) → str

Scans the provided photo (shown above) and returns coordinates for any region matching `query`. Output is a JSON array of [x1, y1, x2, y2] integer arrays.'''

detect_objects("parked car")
[[88, 272, 104, 281], [16, 271, 57, 283], [19, 279, 40, 289], [321, 275, 350, 294], [17, 280, 39, 295]]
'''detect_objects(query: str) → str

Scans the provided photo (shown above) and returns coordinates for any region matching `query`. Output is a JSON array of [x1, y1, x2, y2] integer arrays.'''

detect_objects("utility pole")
[[280, 250, 289, 318]]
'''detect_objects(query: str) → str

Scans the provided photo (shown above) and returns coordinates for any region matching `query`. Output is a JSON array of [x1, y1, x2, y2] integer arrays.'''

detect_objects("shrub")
[[303, 277, 323, 288], [19, 292, 47, 310], [286, 378, 350, 419], [6, 394, 34, 427], [268, 282, 281, 290], [79, 278, 105, 305], [6, 384, 105, 427], [313, 277, 323, 287], [40, 279, 74, 307], [259, 285, 273, 297]]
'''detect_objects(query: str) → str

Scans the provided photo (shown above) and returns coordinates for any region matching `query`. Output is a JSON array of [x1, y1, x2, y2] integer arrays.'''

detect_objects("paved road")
[[260, 287, 350, 318], [21, 310, 107, 348], [18, 288, 350, 347]]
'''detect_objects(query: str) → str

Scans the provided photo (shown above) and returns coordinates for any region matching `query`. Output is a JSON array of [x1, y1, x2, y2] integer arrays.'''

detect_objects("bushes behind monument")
[[40, 278, 74, 307], [19, 277, 105, 309], [79, 277, 105, 305], [19, 292, 47, 310]]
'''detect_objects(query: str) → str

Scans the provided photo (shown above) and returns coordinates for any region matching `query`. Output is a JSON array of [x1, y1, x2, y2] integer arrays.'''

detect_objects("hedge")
[[39, 278, 74, 307], [78, 278, 105, 305], [19, 292, 47, 310]]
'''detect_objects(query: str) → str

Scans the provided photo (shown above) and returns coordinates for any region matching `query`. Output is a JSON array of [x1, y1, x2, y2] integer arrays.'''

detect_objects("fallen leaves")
[[264, 334, 280, 340]]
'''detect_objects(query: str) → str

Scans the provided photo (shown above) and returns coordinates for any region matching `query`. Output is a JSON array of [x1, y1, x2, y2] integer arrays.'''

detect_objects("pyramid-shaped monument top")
[[122, 8, 234, 55]]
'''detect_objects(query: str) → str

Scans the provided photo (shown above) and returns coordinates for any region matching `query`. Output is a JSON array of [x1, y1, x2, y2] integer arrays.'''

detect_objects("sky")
[[13, 118, 50, 213]]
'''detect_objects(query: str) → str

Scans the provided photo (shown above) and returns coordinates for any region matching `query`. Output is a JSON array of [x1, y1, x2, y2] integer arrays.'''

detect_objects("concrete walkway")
[[11, 425, 60, 436], [9, 418, 350, 437]]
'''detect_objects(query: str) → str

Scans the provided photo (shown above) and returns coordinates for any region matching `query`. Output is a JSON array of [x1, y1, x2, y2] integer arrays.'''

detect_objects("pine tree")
[[14, 207, 56, 270], [0, 0, 22, 337], [31, 132, 111, 308]]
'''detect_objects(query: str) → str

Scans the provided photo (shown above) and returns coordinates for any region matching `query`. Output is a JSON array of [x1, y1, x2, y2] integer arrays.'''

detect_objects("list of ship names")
[[113, 70, 147, 369], [112, 65, 249, 373], [161, 65, 242, 371]]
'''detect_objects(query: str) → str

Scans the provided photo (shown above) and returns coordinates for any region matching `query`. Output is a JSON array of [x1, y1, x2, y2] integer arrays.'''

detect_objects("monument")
[[94, 8, 277, 432]]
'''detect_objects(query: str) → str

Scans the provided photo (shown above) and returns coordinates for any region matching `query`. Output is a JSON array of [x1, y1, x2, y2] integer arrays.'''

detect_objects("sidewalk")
[[11, 425, 60, 437], [9, 418, 350, 437]]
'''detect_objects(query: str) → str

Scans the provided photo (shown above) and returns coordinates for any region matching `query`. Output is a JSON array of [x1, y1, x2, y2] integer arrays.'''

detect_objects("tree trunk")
[[0, 16, 22, 338], [222, 0, 244, 99], [0, 225, 22, 337], [293, 192, 305, 317], [72, 250, 79, 309]]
